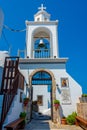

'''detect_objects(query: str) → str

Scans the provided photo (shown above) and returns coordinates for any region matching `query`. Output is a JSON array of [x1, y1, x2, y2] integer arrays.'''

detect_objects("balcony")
[[34, 49, 50, 58]]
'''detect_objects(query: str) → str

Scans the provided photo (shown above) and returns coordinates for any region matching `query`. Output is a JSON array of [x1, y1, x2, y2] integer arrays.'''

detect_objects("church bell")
[[38, 38, 45, 47]]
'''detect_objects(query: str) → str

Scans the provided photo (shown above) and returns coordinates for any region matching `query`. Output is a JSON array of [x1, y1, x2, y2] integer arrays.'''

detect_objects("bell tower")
[[25, 4, 59, 58], [19, 3, 82, 123]]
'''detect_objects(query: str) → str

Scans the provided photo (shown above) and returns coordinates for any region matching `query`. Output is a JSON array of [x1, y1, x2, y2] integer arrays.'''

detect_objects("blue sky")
[[0, 0, 87, 93]]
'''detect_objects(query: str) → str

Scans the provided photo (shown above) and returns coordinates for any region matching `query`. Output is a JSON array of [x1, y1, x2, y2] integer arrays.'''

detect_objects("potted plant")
[[19, 112, 26, 128], [61, 116, 67, 124], [20, 112, 26, 119], [23, 98, 29, 106], [66, 112, 77, 125], [54, 99, 60, 110]]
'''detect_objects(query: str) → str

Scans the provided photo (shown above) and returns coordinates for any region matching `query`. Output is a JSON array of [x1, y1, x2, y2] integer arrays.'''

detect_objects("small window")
[[37, 95, 43, 106], [61, 78, 69, 87]]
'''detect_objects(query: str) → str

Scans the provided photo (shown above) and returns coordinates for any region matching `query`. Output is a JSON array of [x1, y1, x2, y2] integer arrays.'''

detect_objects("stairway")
[[32, 111, 51, 120], [0, 57, 24, 130]]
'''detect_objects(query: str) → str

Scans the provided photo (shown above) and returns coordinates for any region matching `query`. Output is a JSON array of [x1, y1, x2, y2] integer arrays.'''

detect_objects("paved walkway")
[[23, 119, 83, 130]]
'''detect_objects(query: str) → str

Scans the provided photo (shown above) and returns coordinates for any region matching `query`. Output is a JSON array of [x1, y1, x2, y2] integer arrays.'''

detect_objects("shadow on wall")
[[59, 105, 64, 118], [32, 101, 39, 112]]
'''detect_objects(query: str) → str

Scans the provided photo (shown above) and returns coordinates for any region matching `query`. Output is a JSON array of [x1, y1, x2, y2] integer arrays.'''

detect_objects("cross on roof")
[[38, 4, 46, 11]]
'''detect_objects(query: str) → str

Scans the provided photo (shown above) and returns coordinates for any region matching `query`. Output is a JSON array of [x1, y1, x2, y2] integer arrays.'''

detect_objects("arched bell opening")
[[31, 27, 53, 58], [34, 38, 50, 58]]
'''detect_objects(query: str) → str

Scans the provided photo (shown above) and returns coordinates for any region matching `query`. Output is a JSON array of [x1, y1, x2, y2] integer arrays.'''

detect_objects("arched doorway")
[[29, 69, 57, 122]]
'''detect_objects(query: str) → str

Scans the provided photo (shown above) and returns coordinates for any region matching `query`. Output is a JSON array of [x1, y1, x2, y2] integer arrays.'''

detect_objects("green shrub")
[[82, 94, 87, 97], [54, 99, 60, 104], [20, 112, 26, 118], [66, 115, 75, 125], [72, 112, 77, 117], [66, 112, 77, 125]]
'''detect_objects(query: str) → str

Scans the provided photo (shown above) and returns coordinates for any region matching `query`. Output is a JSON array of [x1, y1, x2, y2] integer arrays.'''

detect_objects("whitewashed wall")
[[19, 62, 82, 117], [3, 89, 23, 127], [33, 85, 51, 114], [0, 51, 9, 66], [26, 22, 59, 58], [0, 51, 9, 90]]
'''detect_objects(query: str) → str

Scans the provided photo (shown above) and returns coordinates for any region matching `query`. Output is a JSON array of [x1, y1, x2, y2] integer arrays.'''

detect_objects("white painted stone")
[[19, 4, 82, 118], [19, 62, 82, 117], [3, 89, 23, 126], [0, 51, 9, 66], [0, 51, 9, 89]]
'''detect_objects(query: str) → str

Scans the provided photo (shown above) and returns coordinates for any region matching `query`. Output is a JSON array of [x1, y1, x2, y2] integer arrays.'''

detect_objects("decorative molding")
[[19, 58, 68, 64]]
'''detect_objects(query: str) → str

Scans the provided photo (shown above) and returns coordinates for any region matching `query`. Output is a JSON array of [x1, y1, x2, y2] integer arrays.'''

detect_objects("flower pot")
[[61, 118, 67, 125], [23, 101, 28, 106], [24, 103, 28, 106], [54, 104, 59, 110], [23, 98, 29, 106]]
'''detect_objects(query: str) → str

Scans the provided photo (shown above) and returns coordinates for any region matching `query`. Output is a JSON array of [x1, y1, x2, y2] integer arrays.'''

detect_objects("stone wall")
[[77, 103, 87, 120]]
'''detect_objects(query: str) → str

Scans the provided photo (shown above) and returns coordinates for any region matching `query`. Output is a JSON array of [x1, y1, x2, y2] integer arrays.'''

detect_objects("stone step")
[[32, 111, 51, 120]]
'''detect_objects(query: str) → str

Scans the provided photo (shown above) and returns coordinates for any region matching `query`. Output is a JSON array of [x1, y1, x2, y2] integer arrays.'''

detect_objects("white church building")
[[0, 4, 82, 128], [19, 4, 82, 121]]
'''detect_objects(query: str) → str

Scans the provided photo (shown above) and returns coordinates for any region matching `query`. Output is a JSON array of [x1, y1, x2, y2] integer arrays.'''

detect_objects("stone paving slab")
[[50, 121, 83, 130], [22, 119, 83, 130]]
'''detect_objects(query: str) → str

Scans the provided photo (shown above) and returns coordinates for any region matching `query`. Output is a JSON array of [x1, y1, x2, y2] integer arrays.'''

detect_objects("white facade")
[[3, 89, 23, 126], [0, 51, 9, 90], [25, 4, 59, 58], [19, 61, 82, 117], [33, 85, 51, 114], [19, 4, 82, 117], [0, 51, 9, 66], [26, 22, 59, 58]]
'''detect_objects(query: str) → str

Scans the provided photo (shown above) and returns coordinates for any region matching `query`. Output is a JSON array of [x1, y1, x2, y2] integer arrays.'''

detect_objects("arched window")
[[32, 71, 52, 85]]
